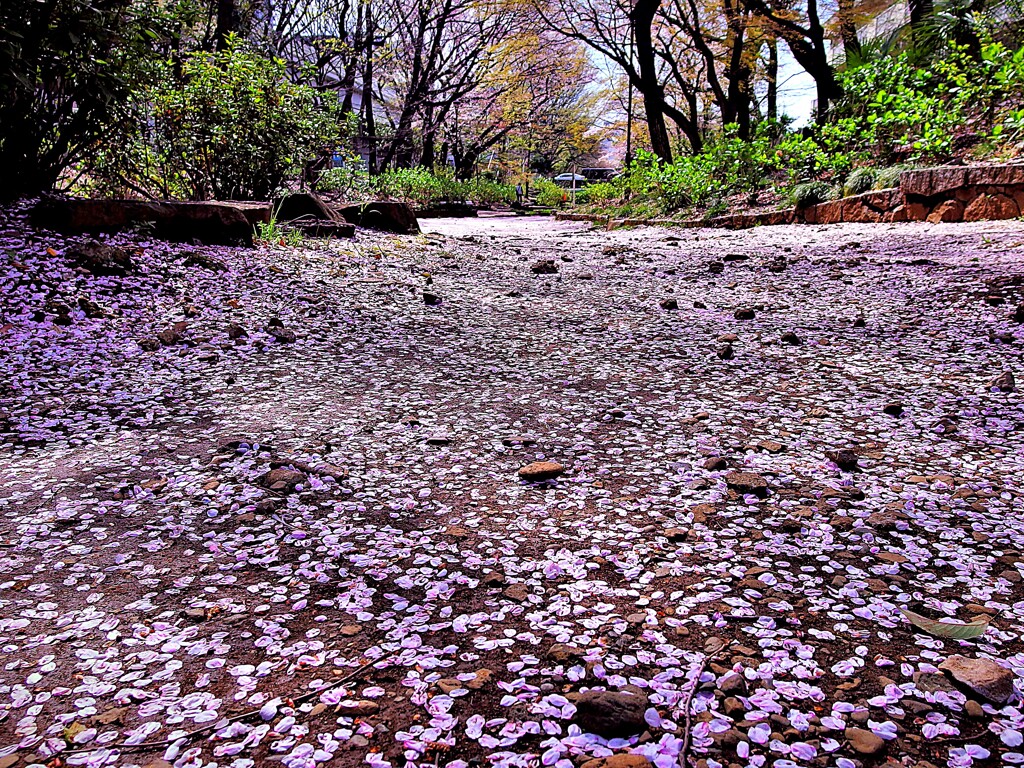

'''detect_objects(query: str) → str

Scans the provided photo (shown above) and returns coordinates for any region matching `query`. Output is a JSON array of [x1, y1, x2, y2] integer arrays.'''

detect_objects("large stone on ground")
[[574, 689, 649, 738], [417, 202, 478, 218], [289, 220, 355, 239], [939, 655, 1015, 703], [274, 191, 346, 223], [33, 198, 270, 245], [336, 201, 419, 234]]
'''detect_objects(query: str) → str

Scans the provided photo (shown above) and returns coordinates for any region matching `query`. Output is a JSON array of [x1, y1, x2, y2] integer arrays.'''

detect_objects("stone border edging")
[[556, 164, 1024, 230]]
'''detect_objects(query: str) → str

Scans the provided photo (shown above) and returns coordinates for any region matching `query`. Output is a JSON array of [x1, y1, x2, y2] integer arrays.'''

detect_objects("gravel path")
[[3, 210, 1024, 768]]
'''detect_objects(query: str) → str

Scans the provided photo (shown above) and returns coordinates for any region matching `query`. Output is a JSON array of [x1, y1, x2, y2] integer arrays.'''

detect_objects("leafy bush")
[[96, 36, 340, 200], [874, 167, 904, 189], [318, 166, 514, 206], [791, 181, 836, 209], [574, 182, 617, 205], [832, 41, 1024, 162], [0, 0, 162, 199], [533, 179, 569, 207], [844, 168, 878, 195]]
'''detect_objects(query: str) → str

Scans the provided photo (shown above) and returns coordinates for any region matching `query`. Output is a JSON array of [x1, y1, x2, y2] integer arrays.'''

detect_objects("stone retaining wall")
[[555, 164, 1024, 230]]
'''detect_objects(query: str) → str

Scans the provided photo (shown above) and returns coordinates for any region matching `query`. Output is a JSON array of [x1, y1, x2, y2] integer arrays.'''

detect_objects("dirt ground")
[[2, 210, 1024, 768]]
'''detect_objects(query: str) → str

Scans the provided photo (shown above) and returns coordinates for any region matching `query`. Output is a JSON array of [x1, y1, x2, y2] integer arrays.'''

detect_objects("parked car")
[[580, 167, 618, 182], [552, 173, 587, 187]]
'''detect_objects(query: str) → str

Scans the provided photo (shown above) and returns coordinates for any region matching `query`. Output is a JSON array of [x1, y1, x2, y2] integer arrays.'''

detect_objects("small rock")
[[723, 696, 746, 717], [77, 296, 107, 318], [504, 584, 530, 602], [465, 669, 493, 690], [664, 527, 689, 542], [866, 512, 901, 531], [719, 673, 746, 694], [138, 337, 160, 352], [267, 326, 297, 343], [725, 471, 769, 498], [660, 298, 678, 310], [964, 700, 985, 718], [734, 308, 755, 320], [425, 436, 451, 446], [93, 707, 128, 725], [780, 331, 802, 345], [853, 315, 866, 327], [845, 726, 885, 756], [518, 461, 564, 482], [716, 343, 734, 360], [580, 755, 653, 768], [703, 456, 728, 471], [501, 435, 538, 447], [340, 625, 363, 636], [992, 370, 1016, 392], [883, 402, 903, 416], [227, 323, 248, 339], [182, 607, 207, 622], [574, 689, 649, 738], [826, 448, 859, 471], [531, 259, 558, 274], [939, 655, 1015, 703], [423, 292, 442, 306], [335, 700, 380, 717], [183, 252, 227, 271], [157, 323, 187, 346], [435, 678, 463, 694], [481, 571, 506, 587], [260, 468, 306, 491], [1015, 302, 1024, 323], [548, 643, 584, 663]]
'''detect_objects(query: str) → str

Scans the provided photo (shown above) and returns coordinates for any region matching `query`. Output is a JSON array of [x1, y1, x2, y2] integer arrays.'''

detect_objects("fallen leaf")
[[901, 608, 992, 639]]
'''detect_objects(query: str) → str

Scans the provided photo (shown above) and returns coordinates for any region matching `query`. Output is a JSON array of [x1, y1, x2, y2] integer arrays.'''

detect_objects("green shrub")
[[96, 36, 340, 200], [574, 181, 617, 205], [791, 181, 836, 209], [533, 179, 568, 207], [832, 41, 1024, 162], [874, 167, 903, 189], [0, 0, 163, 199], [844, 168, 877, 195], [318, 166, 514, 206]]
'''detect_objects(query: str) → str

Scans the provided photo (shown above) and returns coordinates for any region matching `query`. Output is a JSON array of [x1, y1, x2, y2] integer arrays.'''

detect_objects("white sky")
[[776, 44, 818, 126]]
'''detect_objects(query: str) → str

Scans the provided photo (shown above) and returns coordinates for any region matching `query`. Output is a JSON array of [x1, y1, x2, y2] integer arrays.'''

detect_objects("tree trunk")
[[630, 0, 673, 163], [214, 0, 236, 51], [837, 0, 862, 61], [767, 36, 778, 121]]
